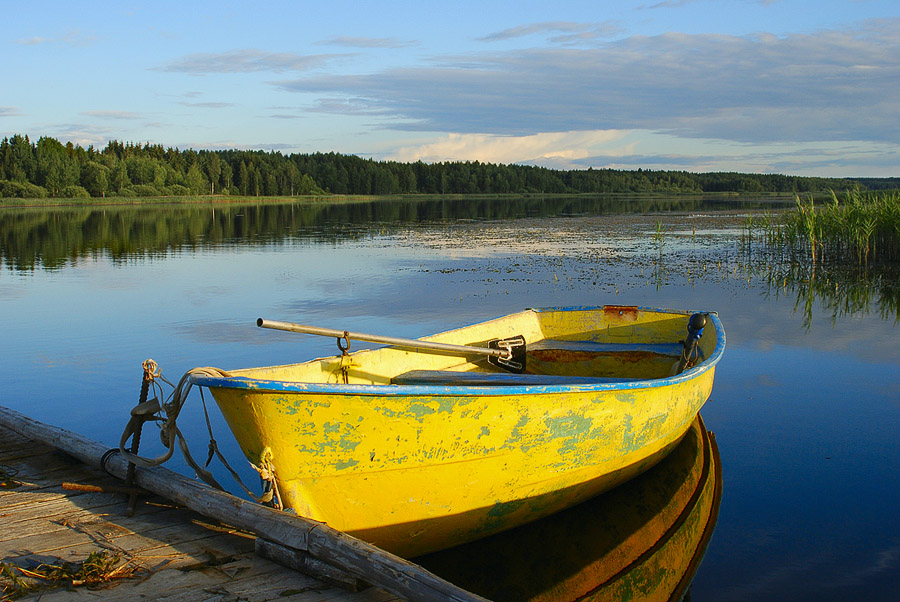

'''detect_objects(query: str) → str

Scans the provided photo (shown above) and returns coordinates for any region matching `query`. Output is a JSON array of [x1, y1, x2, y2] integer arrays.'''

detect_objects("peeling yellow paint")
[[205, 306, 724, 557]]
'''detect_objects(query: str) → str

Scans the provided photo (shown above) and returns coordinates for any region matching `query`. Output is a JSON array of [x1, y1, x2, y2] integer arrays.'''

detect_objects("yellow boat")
[[416, 416, 722, 602], [192, 305, 725, 558]]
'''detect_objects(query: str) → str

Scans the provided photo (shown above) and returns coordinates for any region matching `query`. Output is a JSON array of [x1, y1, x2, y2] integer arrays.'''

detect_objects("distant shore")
[[0, 191, 803, 209]]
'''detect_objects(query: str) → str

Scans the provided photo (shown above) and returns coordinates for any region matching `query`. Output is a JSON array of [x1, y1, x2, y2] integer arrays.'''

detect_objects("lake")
[[1, 196, 898, 601]]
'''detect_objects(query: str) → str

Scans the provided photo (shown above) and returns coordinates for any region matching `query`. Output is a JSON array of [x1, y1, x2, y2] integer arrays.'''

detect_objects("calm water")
[[1, 196, 898, 601]]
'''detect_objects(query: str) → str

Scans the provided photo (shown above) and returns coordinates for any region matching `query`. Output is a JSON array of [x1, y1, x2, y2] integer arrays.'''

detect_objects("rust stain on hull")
[[604, 305, 640, 321]]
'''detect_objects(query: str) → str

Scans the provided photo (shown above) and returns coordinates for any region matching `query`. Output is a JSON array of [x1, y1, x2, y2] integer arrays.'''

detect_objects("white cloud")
[[16, 30, 97, 47], [81, 111, 142, 120], [178, 102, 234, 109], [43, 125, 114, 148], [318, 36, 417, 49], [477, 21, 623, 44], [387, 130, 632, 165], [158, 49, 351, 74], [17, 36, 46, 45]]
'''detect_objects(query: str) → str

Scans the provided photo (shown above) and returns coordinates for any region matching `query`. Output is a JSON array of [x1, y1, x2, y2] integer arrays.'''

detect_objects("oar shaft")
[[257, 318, 505, 358]]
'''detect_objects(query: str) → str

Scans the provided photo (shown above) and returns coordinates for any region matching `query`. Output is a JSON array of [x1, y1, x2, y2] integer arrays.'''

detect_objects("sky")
[[2, 0, 899, 177]]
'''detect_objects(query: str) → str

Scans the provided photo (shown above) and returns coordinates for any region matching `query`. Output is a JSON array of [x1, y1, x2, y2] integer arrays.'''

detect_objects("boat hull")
[[195, 306, 725, 557], [415, 416, 722, 601]]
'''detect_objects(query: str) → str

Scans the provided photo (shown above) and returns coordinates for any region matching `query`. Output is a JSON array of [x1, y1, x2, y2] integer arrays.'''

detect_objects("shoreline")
[[0, 191, 800, 209]]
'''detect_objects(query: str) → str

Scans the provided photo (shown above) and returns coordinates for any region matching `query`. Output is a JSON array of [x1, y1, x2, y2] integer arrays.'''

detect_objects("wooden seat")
[[392, 370, 635, 387], [529, 340, 683, 356]]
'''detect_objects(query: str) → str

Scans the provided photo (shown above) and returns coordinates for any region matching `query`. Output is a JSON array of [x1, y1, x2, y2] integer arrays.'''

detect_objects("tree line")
[[0, 134, 882, 200]]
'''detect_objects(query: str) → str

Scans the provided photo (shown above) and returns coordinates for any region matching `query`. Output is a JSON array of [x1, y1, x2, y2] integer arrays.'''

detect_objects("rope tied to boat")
[[118, 364, 278, 506], [252, 447, 283, 510], [142, 358, 161, 381]]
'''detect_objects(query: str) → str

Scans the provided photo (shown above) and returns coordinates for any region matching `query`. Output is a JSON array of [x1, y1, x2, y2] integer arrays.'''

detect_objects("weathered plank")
[[29, 557, 358, 602], [0, 406, 484, 602], [0, 422, 404, 602], [0, 480, 131, 510], [1, 451, 107, 491], [2, 507, 255, 566]]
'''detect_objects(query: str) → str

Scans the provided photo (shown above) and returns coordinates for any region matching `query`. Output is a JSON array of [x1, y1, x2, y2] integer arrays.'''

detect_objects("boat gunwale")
[[190, 307, 725, 397]]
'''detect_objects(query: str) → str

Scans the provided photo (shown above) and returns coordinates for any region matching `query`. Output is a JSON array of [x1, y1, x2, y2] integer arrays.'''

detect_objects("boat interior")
[[391, 339, 689, 387], [232, 308, 718, 387]]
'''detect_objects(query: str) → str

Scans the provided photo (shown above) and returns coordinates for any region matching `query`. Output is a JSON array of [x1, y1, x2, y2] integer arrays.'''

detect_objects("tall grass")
[[739, 190, 900, 324], [782, 190, 900, 267]]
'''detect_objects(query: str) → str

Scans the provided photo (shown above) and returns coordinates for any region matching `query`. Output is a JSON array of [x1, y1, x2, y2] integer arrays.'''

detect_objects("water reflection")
[[737, 224, 900, 325], [416, 417, 721, 602], [2, 197, 899, 600], [0, 196, 790, 271], [760, 263, 900, 326]]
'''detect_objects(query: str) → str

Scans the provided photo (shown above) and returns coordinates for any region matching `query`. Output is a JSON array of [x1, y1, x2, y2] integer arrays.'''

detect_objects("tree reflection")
[[1, 196, 789, 272]]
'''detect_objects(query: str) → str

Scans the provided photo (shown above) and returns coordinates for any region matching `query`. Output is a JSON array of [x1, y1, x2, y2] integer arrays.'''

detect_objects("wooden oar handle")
[[257, 318, 508, 359]]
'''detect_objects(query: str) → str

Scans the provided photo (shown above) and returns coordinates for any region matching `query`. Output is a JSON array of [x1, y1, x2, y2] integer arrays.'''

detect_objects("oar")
[[257, 318, 526, 373]]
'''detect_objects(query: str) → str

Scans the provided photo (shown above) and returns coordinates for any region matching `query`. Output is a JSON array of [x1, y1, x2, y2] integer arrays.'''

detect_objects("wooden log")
[[0, 405, 488, 602], [255, 538, 367, 591]]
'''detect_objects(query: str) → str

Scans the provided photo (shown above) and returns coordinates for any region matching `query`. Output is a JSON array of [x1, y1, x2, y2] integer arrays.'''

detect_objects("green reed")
[[782, 190, 900, 267], [736, 190, 900, 325]]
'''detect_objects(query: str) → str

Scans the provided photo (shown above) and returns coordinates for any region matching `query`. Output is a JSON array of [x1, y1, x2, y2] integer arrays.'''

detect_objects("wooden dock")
[[0, 420, 409, 601]]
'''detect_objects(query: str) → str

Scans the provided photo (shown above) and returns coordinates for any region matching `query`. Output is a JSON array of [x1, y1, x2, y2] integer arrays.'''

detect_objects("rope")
[[118, 365, 278, 505], [198, 387, 276, 505], [100, 448, 121, 477]]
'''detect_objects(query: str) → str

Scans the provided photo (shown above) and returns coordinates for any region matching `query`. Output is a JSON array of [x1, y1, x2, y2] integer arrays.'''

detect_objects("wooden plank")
[[27, 551, 400, 602], [1, 447, 137, 509], [1, 451, 105, 489], [1, 505, 254, 563], [0, 427, 37, 449], [0, 482, 123, 510], [152, 567, 388, 602], [392, 369, 633, 386], [0, 426, 403, 602], [529, 339, 683, 355], [0, 406, 487, 602], [0, 509, 163, 547], [0, 439, 49, 459], [0, 487, 168, 521], [28, 556, 317, 601]]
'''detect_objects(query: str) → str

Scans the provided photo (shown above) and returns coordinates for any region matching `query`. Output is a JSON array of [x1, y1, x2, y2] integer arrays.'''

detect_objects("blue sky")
[[3, 0, 899, 177]]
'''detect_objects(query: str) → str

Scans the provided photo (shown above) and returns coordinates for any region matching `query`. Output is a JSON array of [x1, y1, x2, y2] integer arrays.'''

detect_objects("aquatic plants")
[[782, 190, 900, 267], [762, 261, 900, 326], [739, 190, 900, 324]]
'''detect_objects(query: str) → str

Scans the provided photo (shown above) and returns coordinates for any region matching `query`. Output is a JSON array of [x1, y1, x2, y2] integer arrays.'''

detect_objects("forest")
[[0, 134, 889, 200]]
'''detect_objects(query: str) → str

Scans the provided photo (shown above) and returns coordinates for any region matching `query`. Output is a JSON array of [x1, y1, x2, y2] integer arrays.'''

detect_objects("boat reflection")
[[415, 416, 722, 602]]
